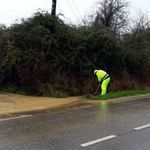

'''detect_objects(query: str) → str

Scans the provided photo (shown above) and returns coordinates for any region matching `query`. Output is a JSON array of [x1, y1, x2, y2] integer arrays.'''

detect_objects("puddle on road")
[[95, 101, 111, 121], [100, 101, 109, 112]]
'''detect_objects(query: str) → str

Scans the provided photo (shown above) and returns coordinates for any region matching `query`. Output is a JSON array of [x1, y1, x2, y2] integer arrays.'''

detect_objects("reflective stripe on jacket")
[[96, 70, 109, 82]]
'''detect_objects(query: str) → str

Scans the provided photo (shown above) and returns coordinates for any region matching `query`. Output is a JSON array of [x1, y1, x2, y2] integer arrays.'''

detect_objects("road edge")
[[0, 94, 150, 118]]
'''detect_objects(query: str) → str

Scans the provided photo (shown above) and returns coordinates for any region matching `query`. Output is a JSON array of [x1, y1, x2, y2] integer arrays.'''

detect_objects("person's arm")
[[94, 81, 101, 95]]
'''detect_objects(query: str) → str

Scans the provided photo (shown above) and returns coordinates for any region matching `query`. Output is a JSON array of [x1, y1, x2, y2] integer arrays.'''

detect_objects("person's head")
[[94, 69, 98, 75]]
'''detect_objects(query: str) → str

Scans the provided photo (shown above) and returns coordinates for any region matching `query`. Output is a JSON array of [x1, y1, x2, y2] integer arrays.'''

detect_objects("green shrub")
[[0, 11, 150, 96], [3, 83, 17, 93]]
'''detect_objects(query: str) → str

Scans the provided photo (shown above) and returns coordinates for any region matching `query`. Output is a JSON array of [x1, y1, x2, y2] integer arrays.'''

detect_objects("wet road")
[[0, 98, 150, 150]]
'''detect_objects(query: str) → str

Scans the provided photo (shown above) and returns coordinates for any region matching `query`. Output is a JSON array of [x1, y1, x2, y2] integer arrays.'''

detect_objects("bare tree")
[[131, 12, 150, 32], [91, 0, 129, 34]]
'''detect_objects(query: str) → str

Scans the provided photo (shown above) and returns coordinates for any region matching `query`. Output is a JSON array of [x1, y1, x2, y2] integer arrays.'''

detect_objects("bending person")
[[94, 69, 110, 95]]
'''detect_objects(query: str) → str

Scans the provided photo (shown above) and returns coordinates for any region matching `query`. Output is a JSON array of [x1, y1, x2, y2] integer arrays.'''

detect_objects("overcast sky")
[[0, 0, 150, 26]]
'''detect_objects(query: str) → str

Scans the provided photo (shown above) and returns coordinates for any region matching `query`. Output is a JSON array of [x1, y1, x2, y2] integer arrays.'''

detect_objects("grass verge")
[[94, 88, 150, 100]]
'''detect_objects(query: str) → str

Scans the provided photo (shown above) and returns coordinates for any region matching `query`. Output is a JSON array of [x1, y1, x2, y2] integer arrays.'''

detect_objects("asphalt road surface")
[[0, 97, 150, 150]]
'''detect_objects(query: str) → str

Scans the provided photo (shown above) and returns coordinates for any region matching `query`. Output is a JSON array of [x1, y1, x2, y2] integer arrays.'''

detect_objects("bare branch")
[[90, 0, 129, 35]]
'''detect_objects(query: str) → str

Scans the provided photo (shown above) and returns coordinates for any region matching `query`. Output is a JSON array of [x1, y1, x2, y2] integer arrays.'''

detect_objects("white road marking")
[[134, 124, 150, 130], [81, 135, 117, 147], [0, 115, 32, 122]]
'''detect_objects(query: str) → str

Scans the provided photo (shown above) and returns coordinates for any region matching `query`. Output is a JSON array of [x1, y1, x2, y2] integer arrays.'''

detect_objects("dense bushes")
[[0, 11, 150, 95]]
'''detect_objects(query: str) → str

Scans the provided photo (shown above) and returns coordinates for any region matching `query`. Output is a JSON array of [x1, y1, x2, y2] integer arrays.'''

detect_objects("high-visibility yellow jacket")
[[95, 70, 108, 82]]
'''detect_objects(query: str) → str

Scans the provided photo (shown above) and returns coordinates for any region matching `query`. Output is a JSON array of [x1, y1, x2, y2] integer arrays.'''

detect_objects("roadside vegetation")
[[0, 0, 150, 97], [94, 88, 150, 100]]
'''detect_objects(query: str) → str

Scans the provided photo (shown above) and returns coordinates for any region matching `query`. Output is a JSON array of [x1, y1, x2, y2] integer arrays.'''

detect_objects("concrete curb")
[[105, 94, 150, 103], [84, 94, 150, 105]]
